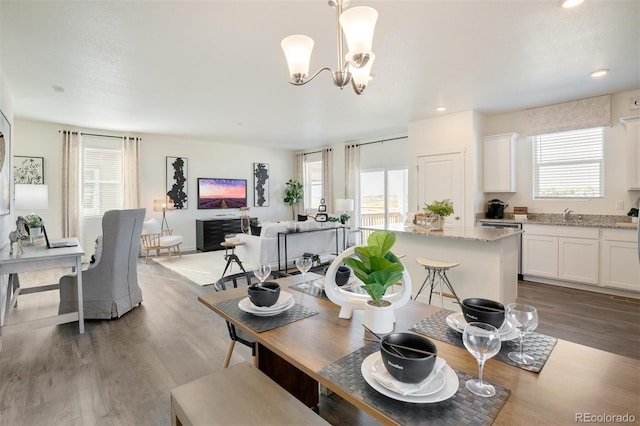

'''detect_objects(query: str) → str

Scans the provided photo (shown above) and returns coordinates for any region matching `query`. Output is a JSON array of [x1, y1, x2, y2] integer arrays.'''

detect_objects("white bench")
[[170, 362, 329, 426]]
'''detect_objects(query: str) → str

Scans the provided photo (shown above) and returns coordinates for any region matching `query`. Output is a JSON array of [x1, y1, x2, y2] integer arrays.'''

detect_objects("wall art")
[[253, 162, 269, 207], [13, 156, 44, 184], [166, 156, 188, 209], [0, 110, 10, 216]]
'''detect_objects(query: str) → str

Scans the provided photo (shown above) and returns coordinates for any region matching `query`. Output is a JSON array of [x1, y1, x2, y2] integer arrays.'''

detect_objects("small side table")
[[220, 241, 246, 277]]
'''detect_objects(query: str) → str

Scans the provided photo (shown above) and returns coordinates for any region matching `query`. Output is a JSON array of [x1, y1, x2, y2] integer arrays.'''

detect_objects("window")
[[360, 169, 408, 230], [304, 154, 323, 209], [83, 144, 123, 216], [533, 127, 604, 198]]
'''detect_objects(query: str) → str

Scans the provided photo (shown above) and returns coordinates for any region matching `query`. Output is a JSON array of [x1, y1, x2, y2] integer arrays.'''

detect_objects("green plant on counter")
[[423, 199, 454, 218], [26, 214, 43, 228], [628, 207, 639, 218], [343, 231, 404, 307]]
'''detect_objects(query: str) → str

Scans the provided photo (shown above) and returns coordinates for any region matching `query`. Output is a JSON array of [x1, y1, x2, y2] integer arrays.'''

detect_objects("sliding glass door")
[[360, 168, 408, 238]]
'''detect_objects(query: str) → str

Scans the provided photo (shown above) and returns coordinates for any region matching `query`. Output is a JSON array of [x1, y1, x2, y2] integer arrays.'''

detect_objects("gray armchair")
[[58, 208, 146, 319]]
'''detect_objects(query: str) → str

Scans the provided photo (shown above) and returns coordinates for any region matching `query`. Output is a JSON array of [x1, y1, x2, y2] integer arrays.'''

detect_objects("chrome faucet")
[[562, 208, 573, 221]]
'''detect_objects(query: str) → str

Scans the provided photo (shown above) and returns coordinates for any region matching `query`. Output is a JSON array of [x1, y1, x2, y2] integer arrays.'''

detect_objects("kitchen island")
[[362, 224, 522, 310]]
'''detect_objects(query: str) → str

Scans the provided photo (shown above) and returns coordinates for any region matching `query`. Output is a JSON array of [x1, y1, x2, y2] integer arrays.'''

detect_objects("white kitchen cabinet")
[[620, 116, 640, 190], [600, 228, 640, 292], [523, 224, 599, 285], [522, 234, 558, 278], [558, 237, 599, 284], [483, 133, 518, 192]]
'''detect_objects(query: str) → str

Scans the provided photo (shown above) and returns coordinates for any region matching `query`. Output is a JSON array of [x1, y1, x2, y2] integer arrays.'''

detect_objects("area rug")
[[151, 251, 254, 286]]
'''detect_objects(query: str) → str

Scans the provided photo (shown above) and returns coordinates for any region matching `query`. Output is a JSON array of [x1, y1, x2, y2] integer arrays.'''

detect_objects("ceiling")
[[1, 0, 639, 150]]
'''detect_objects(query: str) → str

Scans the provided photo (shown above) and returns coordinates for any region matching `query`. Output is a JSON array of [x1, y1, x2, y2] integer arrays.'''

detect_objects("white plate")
[[361, 352, 459, 403], [313, 277, 356, 290], [247, 291, 294, 311], [446, 312, 518, 341], [371, 358, 446, 397], [238, 297, 295, 316]]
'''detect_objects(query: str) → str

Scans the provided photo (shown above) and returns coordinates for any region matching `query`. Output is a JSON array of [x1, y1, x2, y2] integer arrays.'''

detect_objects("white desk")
[[0, 239, 84, 347]]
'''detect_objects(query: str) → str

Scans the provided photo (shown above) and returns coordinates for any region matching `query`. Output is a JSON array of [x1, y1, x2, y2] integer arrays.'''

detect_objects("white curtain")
[[61, 131, 82, 238], [525, 94, 611, 136], [322, 148, 333, 214], [294, 153, 305, 216], [345, 144, 360, 228], [123, 136, 141, 209]]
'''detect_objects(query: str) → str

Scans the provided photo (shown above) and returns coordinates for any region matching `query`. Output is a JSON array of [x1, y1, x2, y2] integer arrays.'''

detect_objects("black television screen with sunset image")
[[197, 178, 247, 209]]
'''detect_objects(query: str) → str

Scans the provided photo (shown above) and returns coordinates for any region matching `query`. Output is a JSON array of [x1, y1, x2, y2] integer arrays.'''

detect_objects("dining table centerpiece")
[[318, 230, 409, 334]]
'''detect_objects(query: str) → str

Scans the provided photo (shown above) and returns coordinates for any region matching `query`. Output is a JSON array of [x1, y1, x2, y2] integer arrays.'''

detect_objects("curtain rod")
[[59, 130, 140, 140], [302, 148, 332, 155], [357, 136, 408, 147]]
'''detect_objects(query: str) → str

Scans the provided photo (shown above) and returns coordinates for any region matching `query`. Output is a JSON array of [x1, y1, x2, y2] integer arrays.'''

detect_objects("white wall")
[[483, 89, 640, 216], [407, 110, 484, 227], [12, 118, 295, 252]]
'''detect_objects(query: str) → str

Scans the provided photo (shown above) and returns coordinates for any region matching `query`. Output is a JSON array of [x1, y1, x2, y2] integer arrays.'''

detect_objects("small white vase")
[[364, 300, 395, 334], [632, 217, 638, 224], [29, 226, 42, 236]]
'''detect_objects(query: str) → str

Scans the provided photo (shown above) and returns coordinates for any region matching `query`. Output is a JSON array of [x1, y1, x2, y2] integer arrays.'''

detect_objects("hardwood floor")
[[0, 261, 638, 425]]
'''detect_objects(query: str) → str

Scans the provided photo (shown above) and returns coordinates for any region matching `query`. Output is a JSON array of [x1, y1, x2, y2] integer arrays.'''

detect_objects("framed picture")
[[166, 156, 188, 209], [253, 162, 269, 207], [13, 156, 44, 184], [0, 110, 10, 215]]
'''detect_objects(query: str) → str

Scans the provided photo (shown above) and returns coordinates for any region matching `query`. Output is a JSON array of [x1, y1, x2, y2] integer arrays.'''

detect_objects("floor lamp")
[[153, 199, 174, 233]]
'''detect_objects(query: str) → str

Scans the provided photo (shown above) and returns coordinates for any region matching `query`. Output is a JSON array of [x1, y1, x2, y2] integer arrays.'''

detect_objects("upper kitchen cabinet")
[[483, 133, 518, 192], [620, 116, 640, 190]]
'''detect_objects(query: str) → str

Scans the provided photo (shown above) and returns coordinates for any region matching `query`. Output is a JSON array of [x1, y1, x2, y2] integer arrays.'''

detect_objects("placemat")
[[318, 343, 511, 425], [290, 280, 366, 300], [214, 296, 318, 333], [411, 310, 557, 373]]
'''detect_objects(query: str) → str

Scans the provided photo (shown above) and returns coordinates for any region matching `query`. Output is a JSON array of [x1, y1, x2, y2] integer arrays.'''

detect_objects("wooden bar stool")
[[220, 241, 246, 277], [415, 257, 461, 308]]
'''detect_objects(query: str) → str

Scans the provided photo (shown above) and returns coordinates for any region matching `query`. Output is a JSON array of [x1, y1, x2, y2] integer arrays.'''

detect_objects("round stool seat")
[[416, 257, 459, 270]]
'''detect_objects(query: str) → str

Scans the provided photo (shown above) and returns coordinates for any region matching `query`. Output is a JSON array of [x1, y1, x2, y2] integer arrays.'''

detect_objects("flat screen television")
[[197, 178, 247, 209]]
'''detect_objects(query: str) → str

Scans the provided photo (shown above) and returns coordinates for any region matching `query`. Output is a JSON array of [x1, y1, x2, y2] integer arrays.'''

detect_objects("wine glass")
[[506, 303, 539, 366], [253, 264, 271, 285], [295, 257, 313, 288], [463, 322, 502, 397]]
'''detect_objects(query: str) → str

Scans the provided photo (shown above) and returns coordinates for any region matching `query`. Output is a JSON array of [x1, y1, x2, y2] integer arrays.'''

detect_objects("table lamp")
[[153, 198, 174, 233], [335, 198, 354, 224]]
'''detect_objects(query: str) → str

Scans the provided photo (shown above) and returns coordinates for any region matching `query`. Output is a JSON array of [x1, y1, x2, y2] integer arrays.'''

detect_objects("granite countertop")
[[478, 213, 638, 230], [362, 223, 523, 242]]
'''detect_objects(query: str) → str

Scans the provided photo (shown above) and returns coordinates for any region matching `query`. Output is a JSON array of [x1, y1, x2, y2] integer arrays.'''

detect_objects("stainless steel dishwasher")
[[480, 221, 523, 280]]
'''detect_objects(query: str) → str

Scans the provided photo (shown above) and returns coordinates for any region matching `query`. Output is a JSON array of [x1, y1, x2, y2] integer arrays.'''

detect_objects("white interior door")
[[417, 152, 464, 227]]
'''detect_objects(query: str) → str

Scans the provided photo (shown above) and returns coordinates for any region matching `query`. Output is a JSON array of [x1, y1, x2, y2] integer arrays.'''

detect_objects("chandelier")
[[281, 0, 378, 95]]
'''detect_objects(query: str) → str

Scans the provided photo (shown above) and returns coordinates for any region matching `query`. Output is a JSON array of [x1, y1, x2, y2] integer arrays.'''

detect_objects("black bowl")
[[461, 298, 506, 329], [324, 265, 352, 286], [380, 333, 437, 383], [247, 282, 281, 307]]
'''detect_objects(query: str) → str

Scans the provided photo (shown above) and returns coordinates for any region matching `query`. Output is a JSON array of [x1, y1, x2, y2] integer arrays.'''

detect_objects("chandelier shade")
[[339, 6, 378, 55], [281, 0, 377, 95], [281, 35, 315, 83]]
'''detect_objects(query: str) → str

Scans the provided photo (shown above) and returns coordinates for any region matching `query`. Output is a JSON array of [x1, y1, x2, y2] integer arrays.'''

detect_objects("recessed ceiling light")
[[52, 85, 65, 93], [590, 69, 609, 78], [436, 106, 447, 112], [562, 0, 584, 8]]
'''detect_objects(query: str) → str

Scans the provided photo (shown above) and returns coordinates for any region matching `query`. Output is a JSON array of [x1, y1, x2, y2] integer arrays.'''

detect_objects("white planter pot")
[[29, 226, 42, 236], [364, 300, 395, 334], [632, 217, 638, 224]]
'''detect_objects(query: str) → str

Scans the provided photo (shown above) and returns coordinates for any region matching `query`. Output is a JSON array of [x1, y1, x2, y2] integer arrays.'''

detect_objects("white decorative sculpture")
[[324, 246, 412, 320]]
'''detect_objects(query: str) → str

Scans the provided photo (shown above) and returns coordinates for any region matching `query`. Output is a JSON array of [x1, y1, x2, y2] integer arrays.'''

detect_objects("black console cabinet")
[[196, 218, 254, 252]]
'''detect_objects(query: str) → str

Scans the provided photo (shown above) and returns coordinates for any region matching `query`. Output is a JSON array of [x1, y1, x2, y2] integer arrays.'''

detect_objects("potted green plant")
[[26, 214, 43, 236], [422, 199, 454, 231], [343, 230, 404, 333], [628, 207, 639, 223], [283, 179, 303, 220]]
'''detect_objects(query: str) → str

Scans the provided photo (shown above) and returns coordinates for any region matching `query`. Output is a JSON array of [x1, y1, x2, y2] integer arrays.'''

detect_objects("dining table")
[[198, 273, 640, 425]]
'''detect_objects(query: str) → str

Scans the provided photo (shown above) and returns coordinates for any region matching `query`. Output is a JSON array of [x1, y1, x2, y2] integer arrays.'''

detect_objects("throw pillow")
[[297, 214, 308, 222]]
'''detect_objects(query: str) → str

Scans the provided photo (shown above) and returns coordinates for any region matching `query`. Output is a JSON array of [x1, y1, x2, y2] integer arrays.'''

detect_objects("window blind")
[[533, 127, 604, 198], [83, 147, 123, 216]]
